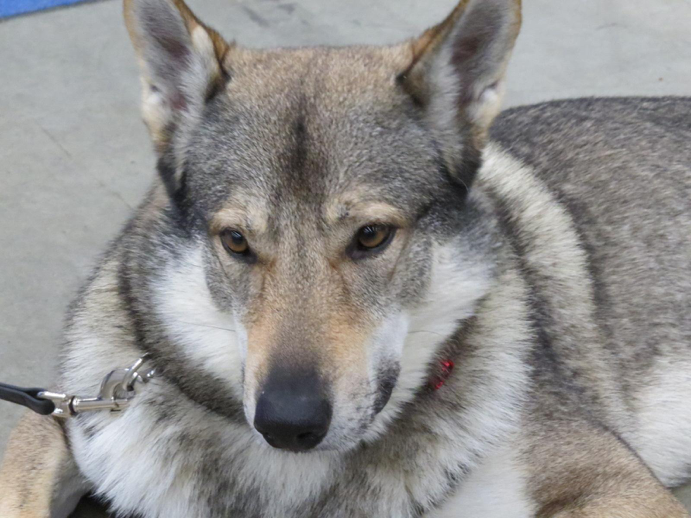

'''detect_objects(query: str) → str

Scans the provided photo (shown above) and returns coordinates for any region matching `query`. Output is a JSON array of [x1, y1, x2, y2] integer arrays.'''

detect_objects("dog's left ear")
[[124, 0, 231, 153], [401, 0, 521, 185]]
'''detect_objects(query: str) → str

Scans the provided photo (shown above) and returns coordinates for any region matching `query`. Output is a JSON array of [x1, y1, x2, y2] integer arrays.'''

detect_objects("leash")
[[0, 355, 155, 419], [0, 383, 56, 415], [0, 355, 452, 419]]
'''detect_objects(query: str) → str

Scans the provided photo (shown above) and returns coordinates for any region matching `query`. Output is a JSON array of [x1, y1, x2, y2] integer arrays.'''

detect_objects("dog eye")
[[220, 229, 249, 255], [351, 225, 395, 257]]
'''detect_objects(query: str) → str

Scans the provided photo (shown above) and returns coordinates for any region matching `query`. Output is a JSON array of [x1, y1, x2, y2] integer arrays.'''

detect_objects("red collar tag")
[[430, 359, 455, 390]]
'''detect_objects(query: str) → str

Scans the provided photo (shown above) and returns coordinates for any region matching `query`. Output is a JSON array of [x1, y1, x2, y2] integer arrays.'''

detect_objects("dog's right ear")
[[124, 0, 231, 153]]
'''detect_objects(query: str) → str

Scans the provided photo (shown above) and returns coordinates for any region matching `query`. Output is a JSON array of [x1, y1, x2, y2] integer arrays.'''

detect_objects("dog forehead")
[[187, 45, 442, 220], [224, 45, 412, 106]]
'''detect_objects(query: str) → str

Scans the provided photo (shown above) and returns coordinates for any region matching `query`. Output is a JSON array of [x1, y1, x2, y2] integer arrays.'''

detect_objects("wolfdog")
[[1, 0, 690, 516]]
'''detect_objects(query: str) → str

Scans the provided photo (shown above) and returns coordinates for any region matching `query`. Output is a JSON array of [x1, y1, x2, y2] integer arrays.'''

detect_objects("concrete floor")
[[0, 0, 690, 515]]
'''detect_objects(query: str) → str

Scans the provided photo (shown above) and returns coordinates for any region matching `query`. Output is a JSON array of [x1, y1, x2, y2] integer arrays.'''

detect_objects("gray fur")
[[3, 0, 690, 516], [56, 93, 691, 516]]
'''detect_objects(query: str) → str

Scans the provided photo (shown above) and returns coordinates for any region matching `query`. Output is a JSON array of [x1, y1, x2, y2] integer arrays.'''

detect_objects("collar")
[[429, 359, 455, 390]]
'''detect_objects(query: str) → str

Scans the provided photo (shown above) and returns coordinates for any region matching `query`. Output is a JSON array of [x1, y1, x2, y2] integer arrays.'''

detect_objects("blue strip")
[[0, 0, 88, 19]]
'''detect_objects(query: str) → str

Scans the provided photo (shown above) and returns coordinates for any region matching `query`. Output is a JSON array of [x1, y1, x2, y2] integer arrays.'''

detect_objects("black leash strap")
[[0, 382, 55, 415], [0, 355, 154, 418]]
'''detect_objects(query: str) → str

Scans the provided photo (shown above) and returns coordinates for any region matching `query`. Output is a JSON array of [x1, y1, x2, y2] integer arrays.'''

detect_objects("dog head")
[[124, 0, 521, 452]]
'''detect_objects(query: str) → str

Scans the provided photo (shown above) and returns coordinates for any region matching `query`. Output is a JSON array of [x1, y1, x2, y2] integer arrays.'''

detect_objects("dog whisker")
[[407, 330, 448, 339], [178, 321, 238, 333]]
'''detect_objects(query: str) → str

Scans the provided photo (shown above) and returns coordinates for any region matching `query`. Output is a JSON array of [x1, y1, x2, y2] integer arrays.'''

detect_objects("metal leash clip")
[[38, 355, 156, 419]]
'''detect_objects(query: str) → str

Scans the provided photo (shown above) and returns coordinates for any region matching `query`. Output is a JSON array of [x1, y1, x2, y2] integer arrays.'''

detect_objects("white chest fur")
[[428, 445, 536, 518]]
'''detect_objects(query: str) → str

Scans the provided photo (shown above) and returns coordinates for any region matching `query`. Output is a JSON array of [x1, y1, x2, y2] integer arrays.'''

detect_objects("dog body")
[[1, 0, 690, 516]]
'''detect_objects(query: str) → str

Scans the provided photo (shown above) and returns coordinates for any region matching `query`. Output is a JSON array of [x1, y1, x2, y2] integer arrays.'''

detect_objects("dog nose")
[[254, 372, 332, 452]]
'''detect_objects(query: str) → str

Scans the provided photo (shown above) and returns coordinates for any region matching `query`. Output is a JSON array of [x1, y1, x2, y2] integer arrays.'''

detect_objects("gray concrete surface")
[[0, 0, 690, 515]]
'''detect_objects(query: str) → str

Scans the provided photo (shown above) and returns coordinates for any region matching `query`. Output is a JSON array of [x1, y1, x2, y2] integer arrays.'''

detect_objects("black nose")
[[254, 371, 332, 452]]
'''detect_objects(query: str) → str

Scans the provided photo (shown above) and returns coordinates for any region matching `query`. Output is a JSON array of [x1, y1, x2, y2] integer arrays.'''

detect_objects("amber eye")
[[220, 229, 249, 255], [353, 224, 395, 255]]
